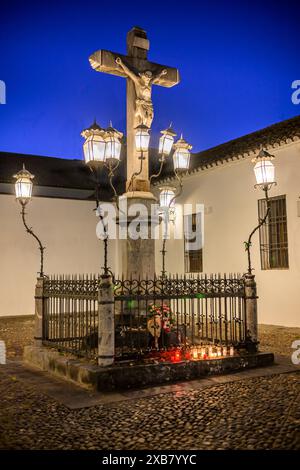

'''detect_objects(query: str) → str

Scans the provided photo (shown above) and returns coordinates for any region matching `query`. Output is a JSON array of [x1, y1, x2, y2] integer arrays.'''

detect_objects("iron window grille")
[[258, 195, 289, 270], [184, 213, 203, 273]]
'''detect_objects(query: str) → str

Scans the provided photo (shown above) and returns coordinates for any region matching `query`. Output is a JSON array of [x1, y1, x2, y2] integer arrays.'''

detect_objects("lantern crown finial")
[[160, 124, 177, 137], [252, 148, 275, 163], [81, 120, 105, 139], [13, 164, 35, 181], [106, 123, 123, 139], [173, 135, 192, 150], [135, 123, 150, 131], [88, 120, 103, 131]]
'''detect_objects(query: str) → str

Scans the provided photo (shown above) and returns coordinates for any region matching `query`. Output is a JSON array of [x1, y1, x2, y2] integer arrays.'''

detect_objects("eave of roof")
[[154, 115, 300, 184]]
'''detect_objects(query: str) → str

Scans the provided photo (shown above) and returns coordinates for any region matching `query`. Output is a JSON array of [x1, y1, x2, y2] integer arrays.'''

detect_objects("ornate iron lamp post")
[[81, 121, 123, 274], [159, 135, 192, 277], [81, 119, 192, 276], [245, 148, 276, 274], [13, 165, 46, 277]]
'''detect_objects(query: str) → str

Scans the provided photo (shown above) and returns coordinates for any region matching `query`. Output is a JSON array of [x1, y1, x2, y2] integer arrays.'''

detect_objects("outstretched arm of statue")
[[115, 57, 139, 84], [152, 68, 168, 84]]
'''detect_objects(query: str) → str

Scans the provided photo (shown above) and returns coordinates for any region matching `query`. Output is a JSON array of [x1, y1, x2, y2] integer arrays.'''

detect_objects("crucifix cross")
[[89, 26, 180, 192]]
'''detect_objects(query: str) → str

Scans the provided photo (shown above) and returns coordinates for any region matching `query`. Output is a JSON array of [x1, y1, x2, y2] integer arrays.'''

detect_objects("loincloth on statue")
[[136, 99, 153, 112]]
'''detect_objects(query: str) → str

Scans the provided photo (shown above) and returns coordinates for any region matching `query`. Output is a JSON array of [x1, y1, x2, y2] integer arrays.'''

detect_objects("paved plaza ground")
[[0, 316, 299, 450]]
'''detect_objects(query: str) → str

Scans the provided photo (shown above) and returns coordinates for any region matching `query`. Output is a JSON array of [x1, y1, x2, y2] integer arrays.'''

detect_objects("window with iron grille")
[[258, 195, 289, 270], [184, 213, 203, 273]]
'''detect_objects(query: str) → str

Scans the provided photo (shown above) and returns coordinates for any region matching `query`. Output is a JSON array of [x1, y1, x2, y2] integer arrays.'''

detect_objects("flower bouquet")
[[147, 303, 174, 333]]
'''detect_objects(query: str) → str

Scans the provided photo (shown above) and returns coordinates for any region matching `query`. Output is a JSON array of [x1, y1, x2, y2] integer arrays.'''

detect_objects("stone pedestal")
[[119, 191, 158, 279], [98, 274, 115, 366], [244, 274, 258, 346], [34, 277, 44, 346]]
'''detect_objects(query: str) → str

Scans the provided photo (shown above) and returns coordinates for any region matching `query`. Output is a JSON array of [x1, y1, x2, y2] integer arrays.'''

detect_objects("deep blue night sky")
[[0, 0, 299, 159]]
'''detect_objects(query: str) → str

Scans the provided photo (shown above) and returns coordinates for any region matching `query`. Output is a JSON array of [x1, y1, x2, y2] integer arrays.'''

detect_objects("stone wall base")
[[24, 345, 274, 392]]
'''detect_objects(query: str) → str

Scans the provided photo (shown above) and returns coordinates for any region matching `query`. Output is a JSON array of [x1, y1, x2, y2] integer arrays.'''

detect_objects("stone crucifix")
[[89, 26, 180, 193]]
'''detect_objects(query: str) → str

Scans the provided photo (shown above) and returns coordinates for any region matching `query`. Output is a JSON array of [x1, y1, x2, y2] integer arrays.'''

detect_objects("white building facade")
[[0, 116, 299, 326]]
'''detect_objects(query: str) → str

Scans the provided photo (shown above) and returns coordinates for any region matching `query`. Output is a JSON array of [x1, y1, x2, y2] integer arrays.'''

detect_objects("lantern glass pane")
[[135, 130, 150, 152], [83, 135, 106, 164], [83, 140, 91, 164], [160, 189, 175, 208], [159, 134, 174, 156], [15, 177, 33, 200], [105, 136, 121, 161], [254, 160, 275, 185], [173, 148, 190, 171]]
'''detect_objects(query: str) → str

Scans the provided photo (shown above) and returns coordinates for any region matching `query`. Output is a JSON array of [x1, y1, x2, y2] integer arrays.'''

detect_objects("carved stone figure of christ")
[[115, 57, 167, 129]]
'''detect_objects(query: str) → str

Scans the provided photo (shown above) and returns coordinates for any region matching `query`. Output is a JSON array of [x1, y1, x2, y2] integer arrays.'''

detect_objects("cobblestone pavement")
[[0, 317, 299, 450], [0, 367, 299, 450]]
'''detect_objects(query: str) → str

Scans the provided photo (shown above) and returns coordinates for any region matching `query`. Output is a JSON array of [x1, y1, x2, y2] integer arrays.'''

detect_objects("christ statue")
[[115, 57, 167, 128]]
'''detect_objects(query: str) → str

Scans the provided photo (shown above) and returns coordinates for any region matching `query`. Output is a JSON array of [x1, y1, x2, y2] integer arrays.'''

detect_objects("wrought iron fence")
[[114, 274, 247, 361], [42, 274, 99, 358], [42, 273, 247, 361]]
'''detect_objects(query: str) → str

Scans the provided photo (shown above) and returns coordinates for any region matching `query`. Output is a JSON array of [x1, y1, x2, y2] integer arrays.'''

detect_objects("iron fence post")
[[244, 273, 258, 352], [98, 274, 115, 366], [34, 277, 45, 346]]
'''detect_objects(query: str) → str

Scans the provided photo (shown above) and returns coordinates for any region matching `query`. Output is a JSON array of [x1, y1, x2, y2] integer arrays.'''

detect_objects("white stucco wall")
[[154, 141, 300, 327], [0, 195, 120, 317]]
